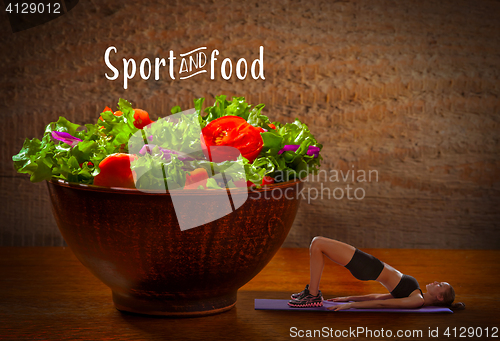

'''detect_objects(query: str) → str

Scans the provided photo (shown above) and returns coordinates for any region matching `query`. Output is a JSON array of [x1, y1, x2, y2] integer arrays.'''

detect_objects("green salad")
[[12, 95, 323, 189]]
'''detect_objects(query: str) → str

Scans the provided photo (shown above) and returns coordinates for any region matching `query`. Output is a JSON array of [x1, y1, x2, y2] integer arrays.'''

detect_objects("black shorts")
[[344, 249, 385, 281]]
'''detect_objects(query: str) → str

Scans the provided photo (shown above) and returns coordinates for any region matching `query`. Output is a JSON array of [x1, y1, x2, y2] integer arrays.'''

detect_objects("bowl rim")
[[47, 177, 303, 196]]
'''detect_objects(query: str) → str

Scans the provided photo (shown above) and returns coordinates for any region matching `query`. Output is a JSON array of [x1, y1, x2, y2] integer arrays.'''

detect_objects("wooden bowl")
[[46, 179, 303, 316]]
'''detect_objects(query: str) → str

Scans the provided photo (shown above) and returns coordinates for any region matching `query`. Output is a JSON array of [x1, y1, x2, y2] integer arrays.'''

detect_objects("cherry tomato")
[[98, 106, 122, 122], [133, 109, 154, 129], [79, 161, 94, 168], [234, 179, 255, 188], [99, 107, 152, 130], [234, 176, 274, 187], [262, 176, 275, 185]]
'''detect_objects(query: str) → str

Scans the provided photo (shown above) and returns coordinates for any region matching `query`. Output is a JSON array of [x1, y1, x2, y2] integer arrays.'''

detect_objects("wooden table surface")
[[1, 247, 499, 340]]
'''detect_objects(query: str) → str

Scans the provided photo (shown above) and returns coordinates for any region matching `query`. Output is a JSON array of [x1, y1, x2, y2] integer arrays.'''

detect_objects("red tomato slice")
[[184, 168, 209, 189], [93, 153, 137, 188], [201, 116, 264, 163]]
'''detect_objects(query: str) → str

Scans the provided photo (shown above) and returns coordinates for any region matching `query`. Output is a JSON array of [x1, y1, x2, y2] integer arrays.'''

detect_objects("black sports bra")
[[391, 274, 424, 301]]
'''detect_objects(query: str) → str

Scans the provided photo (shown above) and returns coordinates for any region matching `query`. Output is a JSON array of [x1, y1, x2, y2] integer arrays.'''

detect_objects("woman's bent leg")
[[308, 237, 356, 296]]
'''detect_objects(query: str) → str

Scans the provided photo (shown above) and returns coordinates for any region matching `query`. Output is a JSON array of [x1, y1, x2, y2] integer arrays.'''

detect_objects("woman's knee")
[[310, 236, 329, 252]]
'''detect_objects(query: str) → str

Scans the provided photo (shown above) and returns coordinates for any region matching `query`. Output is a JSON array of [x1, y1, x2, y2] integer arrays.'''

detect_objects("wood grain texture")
[[1, 0, 499, 247], [0, 247, 499, 340]]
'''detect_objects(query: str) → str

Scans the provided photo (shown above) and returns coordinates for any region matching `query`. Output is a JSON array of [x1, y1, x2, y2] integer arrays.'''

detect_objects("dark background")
[[1, 0, 499, 248]]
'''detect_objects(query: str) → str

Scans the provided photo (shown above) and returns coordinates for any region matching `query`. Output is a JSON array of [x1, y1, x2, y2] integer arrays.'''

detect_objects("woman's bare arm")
[[328, 295, 424, 311], [327, 293, 393, 302]]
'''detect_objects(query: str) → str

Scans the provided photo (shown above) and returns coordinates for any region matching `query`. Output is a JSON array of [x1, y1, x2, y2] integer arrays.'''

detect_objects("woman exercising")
[[288, 237, 464, 311]]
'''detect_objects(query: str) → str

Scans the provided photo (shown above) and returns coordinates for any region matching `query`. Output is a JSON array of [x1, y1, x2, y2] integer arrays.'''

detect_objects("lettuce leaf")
[[100, 99, 138, 147], [138, 110, 203, 155], [131, 153, 186, 190]]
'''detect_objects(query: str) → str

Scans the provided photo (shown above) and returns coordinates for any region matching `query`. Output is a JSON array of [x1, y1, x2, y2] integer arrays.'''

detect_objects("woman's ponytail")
[[450, 302, 466, 311]]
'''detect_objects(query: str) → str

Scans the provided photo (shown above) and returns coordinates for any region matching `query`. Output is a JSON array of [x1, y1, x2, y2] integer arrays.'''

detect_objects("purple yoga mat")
[[255, 299, 453, 313]]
